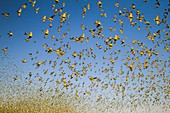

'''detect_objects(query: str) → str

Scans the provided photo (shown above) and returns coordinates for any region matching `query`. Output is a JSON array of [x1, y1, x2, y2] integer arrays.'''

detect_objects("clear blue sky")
[[0, 0, 169, 108]]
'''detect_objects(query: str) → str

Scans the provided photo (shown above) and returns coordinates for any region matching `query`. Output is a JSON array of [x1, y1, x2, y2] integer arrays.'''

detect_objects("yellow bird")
[[55, 47, 62, 53], [46, 47, 53, 53], [122, 86, 125, 92], [62, 33, 67, 37], [79, 33, 85, 42], [22, 3, 27, 9], [36, 60, 42, 68], [151, 37, 155, 43], [43, 43, 48, 48], [35, 7, 39, 14], [22, 59, 27, 63], [60, 12, 67, 23], [146, 35, 152, 40], [97, 45, 102, 49], [31, 0, 36, 7], [102, 69, 109, 73], [119, 28, 124, 34], [136, 9, 140, 15], [121, 39, 125, 44], [2, 13, 9, 18], [154, 14, 161, 25], [17, 8, 22, 16], [2, 47, 8, 55], [108, 43, 113, 48], [129, 62, 134, 71], [51, 35, 55, 40], [83, 7, 86, 14], [115, 2, 119, 7], [42, 16, 47, 22], [100, 13, 107, 17], [137, 26, 140, 30], [97, 1, 102, 8], [52, 4, 55, 10], [89, 29, 95, 37], [60, 51, 65, 56], [87, 4, 90, 10], [88, 76, 97, 84], [113, 35, 120, 43], [54, 0, 59, 4], [129, 12, 133, 22], [71, 73, 74, 79], [78, 52, 83, 59], [97, 95, 102, 102], [48, 17, 53, 22], [44, 69, 48, 74], [59, 8, 63, 12], [43, 29, 49, 38], [8, 31, 13, 37], [95, 20, 102, 27], [13, 76, 18, 81], [143, 62, 148, 69], [25, 32, 33, 39], [118, 20, 123, 26], [135, 57, 139, 62], [72, 51, 77, 58], [81, 24, 85, 30], [131, 3, 136, 9], [132, 40, 137, 45]]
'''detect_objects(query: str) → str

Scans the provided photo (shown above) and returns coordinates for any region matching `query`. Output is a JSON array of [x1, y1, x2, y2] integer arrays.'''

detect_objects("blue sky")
[[0, 0, 170, 109]]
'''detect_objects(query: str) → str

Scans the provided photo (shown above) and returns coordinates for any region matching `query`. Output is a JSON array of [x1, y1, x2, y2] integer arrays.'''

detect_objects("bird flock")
[[0, 0, 170, 113]]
